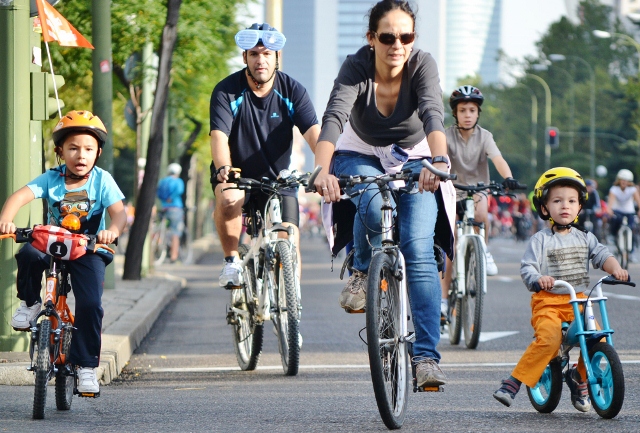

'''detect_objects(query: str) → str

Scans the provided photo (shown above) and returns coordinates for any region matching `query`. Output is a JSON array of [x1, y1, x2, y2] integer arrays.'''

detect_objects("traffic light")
[[31, 71, 65, 121], [546, 126, 559, 149]]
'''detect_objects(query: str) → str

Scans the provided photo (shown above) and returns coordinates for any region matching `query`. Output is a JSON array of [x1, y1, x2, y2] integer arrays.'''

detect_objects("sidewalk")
[[0, 234, 219, 386]]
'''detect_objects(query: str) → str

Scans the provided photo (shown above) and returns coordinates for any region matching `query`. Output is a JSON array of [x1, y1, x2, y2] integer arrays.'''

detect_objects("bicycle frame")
[[238, 194, 297, 323]]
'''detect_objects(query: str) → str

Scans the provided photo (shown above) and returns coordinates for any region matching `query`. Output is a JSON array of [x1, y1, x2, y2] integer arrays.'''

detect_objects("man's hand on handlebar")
[[418, 161, 447, 193], [216, 165, 241, 183], [502, 177, 520, 191]]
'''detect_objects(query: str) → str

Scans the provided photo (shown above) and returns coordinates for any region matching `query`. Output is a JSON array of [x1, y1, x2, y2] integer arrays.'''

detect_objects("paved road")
[[1, 235, 640, 432]]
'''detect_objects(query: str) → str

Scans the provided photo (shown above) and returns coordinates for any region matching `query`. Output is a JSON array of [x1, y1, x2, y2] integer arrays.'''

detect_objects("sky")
[[501, 0, 568, 61]]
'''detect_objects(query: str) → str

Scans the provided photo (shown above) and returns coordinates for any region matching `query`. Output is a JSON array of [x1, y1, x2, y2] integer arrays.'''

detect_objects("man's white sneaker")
[[485, 252, 498, 276], [219, 259, 244, 288], [11, 301, 41, 331], [77, 367, 99, 394]]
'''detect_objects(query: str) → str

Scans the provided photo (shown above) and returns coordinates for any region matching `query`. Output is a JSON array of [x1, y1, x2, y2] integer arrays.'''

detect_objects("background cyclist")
[[313, 0, 456, 388], [440, 85, 519, 320], [607, 168, 640, 260], [156, 162, 185, 264], [209, 23, 320, 289]]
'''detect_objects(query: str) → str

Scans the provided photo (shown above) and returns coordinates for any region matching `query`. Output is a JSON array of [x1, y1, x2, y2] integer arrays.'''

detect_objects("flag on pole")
[[36, 0, 94, 49]]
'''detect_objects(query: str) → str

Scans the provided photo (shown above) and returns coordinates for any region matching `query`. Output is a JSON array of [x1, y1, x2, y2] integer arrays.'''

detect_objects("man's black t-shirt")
[[209, 69, 318, 182]]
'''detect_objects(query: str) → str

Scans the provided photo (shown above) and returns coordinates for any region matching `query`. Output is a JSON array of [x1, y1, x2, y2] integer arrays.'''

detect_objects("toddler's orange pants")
[[512, 290, 587, 388]]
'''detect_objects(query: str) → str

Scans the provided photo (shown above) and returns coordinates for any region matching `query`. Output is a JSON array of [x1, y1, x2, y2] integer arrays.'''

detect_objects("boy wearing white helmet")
[[607, 169, 640, 255], [157, 163, 185, 263]]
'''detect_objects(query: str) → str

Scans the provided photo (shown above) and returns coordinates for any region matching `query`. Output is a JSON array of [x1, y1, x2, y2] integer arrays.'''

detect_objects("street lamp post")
[[525, 73, 552, 170], [593, 30, 640, 72], [549, 53, 596, 178], [515, 84, 538, 179], [533, 63, 575, 153]]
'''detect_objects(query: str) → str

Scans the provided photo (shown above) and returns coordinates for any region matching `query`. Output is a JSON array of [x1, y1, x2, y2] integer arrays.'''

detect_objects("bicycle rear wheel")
[[616, 228, 629, 270], [33, 319, 52, 419], [230, 245, 263, 371], [448, 278, 462, 345], [55, 324, 74, 410], [272, 240, 299, 376], [526, 359, 563, 413], [462, 237, 485, 349], [366, 252, 409, 430], [588, 342, 625, 419]]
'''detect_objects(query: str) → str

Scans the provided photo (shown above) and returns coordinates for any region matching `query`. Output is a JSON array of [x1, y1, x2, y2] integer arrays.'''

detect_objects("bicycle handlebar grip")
[[304, 165, 323, 193], [602, 275, 636, 287], [421, 159, 457, 181]]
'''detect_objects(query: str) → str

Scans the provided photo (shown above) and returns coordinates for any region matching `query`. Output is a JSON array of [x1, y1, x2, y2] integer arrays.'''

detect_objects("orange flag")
[[36, 0, 94, 49]]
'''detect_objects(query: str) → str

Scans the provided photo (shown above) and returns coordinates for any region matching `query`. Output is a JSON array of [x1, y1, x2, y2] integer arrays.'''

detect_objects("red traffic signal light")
[[546, 126, 559, 148]]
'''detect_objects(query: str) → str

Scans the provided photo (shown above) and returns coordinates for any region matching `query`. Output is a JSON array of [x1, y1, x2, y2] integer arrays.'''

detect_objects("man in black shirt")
[[210, 23, 320, 288]]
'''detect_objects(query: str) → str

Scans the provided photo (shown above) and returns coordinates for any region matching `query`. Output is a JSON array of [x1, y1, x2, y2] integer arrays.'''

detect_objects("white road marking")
[[602, 291, 640, 302], [496, 277, 514, 283], [440, 331, 519, 342], [150, 359, 640, 373]]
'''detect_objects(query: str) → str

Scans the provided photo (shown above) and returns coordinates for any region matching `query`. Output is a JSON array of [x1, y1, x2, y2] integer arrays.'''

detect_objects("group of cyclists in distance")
[[0, 0, 637, 421]]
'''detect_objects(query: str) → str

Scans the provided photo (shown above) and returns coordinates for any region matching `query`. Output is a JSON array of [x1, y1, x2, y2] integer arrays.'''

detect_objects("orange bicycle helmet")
[[52, 110, 108, 148], [533, 167, 588, 220]]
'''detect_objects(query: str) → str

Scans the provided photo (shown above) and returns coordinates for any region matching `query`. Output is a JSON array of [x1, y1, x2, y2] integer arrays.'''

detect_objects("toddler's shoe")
[[493, 379, 520, 407], [11, 301, 41, 331], [567, 366, 591, 412]]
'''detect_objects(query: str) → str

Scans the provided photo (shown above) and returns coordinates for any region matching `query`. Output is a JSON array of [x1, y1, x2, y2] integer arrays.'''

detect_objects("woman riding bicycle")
[[313, 0, 455, 388], [607, 169, 640, 255]]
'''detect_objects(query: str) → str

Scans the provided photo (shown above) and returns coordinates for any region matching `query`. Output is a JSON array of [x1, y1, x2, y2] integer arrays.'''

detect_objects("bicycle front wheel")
[[231, 245, 263, 371], [366, 252, 409, 430], [33, 319, 52, 419], [462, 237, 485, 349], [588, 342, 625, 419], [616, 228, 629, 270], [272, 240, 300, 376], [55, 324, 73, 410]]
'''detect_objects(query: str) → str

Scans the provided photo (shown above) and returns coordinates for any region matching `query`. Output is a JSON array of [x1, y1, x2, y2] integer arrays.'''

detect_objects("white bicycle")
[[446, 181, 525, 349]]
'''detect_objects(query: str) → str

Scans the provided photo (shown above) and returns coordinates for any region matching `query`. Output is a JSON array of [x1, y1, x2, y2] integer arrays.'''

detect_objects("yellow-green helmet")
[[533, 167, 588, 220]]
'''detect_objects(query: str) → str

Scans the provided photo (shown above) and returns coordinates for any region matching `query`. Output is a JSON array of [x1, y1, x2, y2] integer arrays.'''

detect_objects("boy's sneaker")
[[11, 301, 41, 331], [218, 259, 244, 289], [338, 270, 367, 312], [493, 379, 521, 407], [413, 357, 446, 387], [485, 252, 498, 276], [77, 367, 99, 394], [567, 366, 591, 412]]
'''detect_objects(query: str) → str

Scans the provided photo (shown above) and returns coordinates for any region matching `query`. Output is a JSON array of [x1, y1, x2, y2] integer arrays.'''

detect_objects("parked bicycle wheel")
[[272, 240, 299, 376], [588, 342, 625, 419], [33, 318, 52, 419], [526, 359, 563, 413], [178, 230, 193, 264], [55, 324, 74, 410], [462, 237, 485, 349], [366, 252, 409, 430], [151, 219, 168, 266], [230, 245, 263, 371], [448, 279, 462, 345]]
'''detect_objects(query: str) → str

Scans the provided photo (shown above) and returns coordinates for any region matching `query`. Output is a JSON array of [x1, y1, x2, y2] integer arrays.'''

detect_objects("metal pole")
[[0, 0, 31, 351], [526, 74, 552, 170]]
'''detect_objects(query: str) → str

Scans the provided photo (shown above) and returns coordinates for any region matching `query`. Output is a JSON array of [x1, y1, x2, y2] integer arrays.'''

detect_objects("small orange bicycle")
[[0, 218, 114, 419]]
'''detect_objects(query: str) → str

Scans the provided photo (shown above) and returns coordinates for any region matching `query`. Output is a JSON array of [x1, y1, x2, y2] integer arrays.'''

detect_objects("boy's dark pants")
[[15, 243, 111, 368]]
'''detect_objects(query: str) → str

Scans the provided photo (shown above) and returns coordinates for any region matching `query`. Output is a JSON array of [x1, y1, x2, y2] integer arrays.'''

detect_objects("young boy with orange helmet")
[[0, 110, 127, 394]]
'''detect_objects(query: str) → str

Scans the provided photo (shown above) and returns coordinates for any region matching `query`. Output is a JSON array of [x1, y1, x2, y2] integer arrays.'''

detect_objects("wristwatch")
[[431, 155, 450, 165]]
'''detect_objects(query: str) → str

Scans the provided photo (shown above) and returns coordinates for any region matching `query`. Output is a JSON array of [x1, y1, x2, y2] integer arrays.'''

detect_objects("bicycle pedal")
[[418, 385, 444, 392], [77, 391, 100, 398], [343, 308, 365, 314], [12, 326, 30, 332], [224, 284, 242, 290]]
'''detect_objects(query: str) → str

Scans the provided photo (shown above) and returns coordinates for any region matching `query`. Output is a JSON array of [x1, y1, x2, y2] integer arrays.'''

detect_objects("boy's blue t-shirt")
[[157, 176, 184, 209], [27, 165, 125, 235]]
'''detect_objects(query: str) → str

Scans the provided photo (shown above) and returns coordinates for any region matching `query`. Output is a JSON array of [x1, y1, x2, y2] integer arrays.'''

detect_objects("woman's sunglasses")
[[374, 32, 415, 45]]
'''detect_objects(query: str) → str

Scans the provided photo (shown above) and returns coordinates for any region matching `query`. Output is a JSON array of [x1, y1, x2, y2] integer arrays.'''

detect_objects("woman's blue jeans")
[[333, 153, 441, 361]]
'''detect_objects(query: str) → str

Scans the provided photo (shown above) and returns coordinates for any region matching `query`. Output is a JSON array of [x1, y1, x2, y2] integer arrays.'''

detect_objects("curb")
[[0, 233, 218, 386]]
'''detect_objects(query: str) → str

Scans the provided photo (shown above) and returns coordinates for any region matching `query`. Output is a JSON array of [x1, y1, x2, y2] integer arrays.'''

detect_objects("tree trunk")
[[123, 0, 183, 280]]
